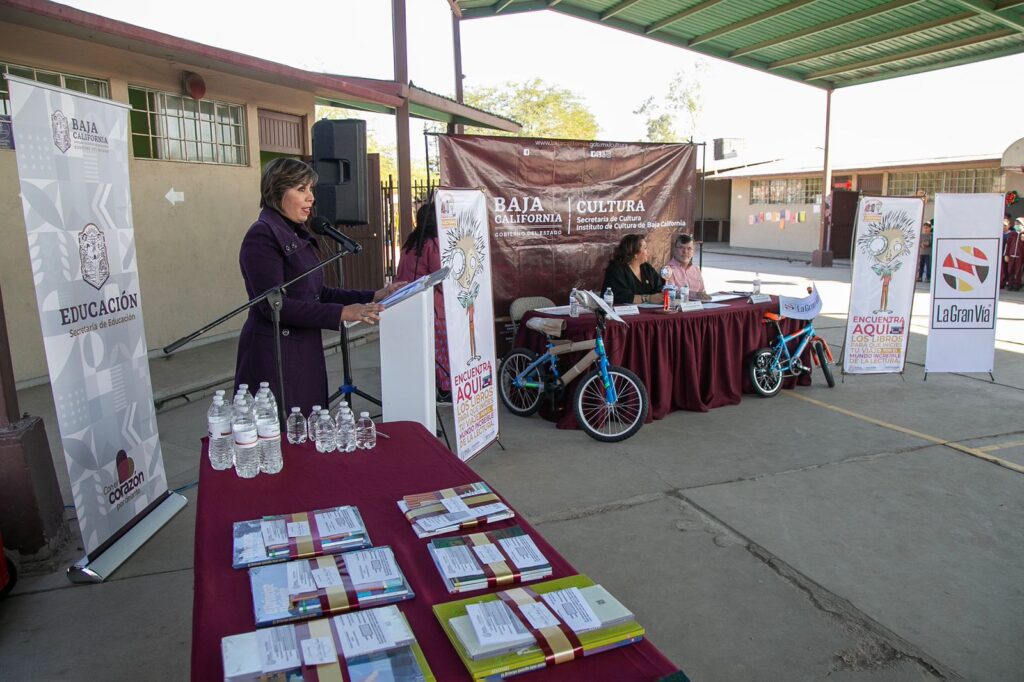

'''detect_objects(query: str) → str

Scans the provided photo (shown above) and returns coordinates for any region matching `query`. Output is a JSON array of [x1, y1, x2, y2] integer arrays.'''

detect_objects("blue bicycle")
[[498, 295, 649, 442], [748, 311, 835, 397]]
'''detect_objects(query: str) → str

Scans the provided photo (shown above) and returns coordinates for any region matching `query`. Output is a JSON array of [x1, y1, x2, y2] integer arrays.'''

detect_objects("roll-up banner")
[[435, 189, 499, 461], [438, 135, 696, 346], [7, 76, 179, 566], [925, 193, 1004, 375], [843, 196, 924, 374]]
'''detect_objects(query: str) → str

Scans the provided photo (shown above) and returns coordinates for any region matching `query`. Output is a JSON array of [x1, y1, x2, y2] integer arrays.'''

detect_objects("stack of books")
[[232, 505, 371, 569], [397, 482, 514, 538], [433, 575, 644, 680], [427, 525, 552, 593], [249, 546, 413, 626], [222, 605, 435, 681]]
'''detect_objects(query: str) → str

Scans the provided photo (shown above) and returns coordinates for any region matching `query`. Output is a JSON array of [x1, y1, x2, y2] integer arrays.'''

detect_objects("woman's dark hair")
[[402, 202, 438, 256], [611, 234, 645, 265], [260, 158, 318, 215], [674, 233, 694, 247]]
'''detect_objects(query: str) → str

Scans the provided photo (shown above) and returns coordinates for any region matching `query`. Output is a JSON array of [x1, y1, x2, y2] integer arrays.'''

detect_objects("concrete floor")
[[2, 251, 1022, 681]]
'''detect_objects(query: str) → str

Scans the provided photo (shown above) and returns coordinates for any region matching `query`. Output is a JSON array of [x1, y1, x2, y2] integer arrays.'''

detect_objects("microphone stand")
[[163, 248, 351, 424]]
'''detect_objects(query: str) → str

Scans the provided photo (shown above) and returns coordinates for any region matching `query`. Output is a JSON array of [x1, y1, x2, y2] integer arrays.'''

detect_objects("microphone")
[[309, 216, 363, 254]]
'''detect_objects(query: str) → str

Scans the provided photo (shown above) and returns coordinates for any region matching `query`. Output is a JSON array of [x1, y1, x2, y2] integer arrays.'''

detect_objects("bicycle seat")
[[526, 317, 566, 338], [762, 312, 784, 323]]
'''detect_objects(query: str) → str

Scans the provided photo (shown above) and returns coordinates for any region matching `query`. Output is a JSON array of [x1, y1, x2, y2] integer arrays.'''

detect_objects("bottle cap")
[[239, 384, 248, 390], [320, 409, 330, 415], [360, 411, 370, 418], [291, 407, 301, 413], [260, 381, 269, 388], [312, 405, 321, 411]]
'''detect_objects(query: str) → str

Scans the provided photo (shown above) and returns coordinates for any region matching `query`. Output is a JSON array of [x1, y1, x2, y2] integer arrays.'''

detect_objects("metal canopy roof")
[[456, 0, 1024, 89]]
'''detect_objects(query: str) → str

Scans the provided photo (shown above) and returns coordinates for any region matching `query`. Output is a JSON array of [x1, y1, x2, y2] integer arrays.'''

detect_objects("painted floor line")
[[977, 439, 1024, 453], [782, 392, 1024, 475]]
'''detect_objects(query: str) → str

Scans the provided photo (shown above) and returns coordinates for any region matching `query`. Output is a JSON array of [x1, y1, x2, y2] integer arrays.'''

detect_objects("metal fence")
[[381, 177, 439, 277]]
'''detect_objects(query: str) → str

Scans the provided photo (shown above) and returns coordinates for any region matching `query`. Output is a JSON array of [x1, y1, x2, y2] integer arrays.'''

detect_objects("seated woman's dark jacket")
[[602, 261, 664, 305]]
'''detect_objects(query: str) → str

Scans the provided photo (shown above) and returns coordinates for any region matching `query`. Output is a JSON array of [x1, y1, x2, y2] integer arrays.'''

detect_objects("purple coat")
[[234, 208, 373, 415]]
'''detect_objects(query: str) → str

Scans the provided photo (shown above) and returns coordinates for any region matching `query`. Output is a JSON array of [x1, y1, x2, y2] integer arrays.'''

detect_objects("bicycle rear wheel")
[[498, 348, 543, 417], [748, 347, 783, 397], [573, 365, 648, 442], [813, 340, 835, 388]]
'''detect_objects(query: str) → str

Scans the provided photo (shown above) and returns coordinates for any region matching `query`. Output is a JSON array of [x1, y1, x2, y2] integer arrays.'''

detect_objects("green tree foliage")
[[463, 78, 599, 140], [634, 62, 706, 143]]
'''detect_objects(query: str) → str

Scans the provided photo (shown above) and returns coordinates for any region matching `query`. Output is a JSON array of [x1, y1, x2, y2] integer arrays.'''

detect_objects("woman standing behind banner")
[[396, 202, 452, 402], [234, 158, 402, 415], [602, 234, 664, 305]]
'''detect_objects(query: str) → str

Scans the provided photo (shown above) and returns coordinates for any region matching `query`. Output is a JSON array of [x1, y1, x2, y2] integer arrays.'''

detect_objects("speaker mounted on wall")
[[312, 118, 368, 226]]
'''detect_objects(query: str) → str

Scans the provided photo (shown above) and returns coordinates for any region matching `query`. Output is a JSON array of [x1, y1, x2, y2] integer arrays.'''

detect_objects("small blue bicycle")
[[498, 293, 649, 442], [748, 310, 835, 397]]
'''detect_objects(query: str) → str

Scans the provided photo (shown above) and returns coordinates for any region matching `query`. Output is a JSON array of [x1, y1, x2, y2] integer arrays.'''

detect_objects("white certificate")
[[416, 511, 471, 532], [286, 520, 311, 539], [256, 625, 300, 674], [314, 507, 362, 537], [260, 519, 288, 548], [300, 636, 337, 666], [434, 545, 481, 580], [345, 548, 401, 586], [441, 496, 472, 515], [471, 543, 505, 566], [469, 502, 509, 519], [518, 602, 560, 630], [542, 587, 602, 633], [312, 565, 345, 590], [466, 601, 529, 646], [497, 535, 546, 570], [286, 561, 316, 596], [334, 607, 413, 659]]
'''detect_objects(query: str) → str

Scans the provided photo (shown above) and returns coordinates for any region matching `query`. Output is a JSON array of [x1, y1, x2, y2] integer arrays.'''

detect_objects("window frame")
[[1, 61, 109, 116]]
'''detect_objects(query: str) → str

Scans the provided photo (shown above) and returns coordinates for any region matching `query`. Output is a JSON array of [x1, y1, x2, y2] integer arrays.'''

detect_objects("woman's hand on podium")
[[341, 303, 385, 326], [373, 280, 409, 303]]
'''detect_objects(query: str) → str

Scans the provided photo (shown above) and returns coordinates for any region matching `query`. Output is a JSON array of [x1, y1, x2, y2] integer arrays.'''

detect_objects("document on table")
[[466, 601, 530, 646], [707, 293, 744, 302]]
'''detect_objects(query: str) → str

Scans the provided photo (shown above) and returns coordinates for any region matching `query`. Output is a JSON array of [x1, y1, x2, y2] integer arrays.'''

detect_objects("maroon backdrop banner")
[[438, 135, 697, 345]]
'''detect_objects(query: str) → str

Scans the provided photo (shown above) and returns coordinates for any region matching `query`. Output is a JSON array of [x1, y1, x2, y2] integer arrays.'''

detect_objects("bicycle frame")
[[769, 320, 816, 376]]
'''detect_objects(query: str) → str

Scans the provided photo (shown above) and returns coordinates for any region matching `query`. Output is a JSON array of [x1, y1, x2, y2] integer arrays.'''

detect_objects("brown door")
[[829, 189, 860, 259]]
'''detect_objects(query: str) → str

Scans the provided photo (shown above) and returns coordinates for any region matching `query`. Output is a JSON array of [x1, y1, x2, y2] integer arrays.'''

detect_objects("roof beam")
[[601, 0, 645, 21], [837, 40, 1024, 86], [688, 0, 818, 48], [644, 0, 725, 35], [731, 0, 923, 58], [446, 0, 462, 18], [769, 12, 974, 69], [804, 28, 1015, 80], [494, 0, 516, 13], [948, 0, 1024, 31]]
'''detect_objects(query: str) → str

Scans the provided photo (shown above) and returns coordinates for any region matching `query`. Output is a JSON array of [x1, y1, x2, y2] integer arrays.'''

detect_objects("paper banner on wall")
[[842, 195, 923, 374], [925, 193, 1003, 374], [436, 189, 500, 461]]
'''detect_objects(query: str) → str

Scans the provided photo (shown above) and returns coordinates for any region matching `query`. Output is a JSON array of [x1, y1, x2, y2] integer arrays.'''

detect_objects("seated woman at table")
[[601, 234, 664, 305], [662, 233, 711, 300]]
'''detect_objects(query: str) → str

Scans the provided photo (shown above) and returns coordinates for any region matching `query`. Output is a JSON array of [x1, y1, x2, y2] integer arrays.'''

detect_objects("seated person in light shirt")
[[662, 233, 710, 300]]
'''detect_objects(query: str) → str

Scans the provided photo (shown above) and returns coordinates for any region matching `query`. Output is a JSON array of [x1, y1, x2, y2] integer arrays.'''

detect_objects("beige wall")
[[728, 178, 822, 252], [1, 23, 316, 382]]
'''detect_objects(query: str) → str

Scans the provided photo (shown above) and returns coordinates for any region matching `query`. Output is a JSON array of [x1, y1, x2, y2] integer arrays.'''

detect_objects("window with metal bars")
[[749, 177, 822, 205], [887, 168, 1003, 198], [1, 61, 109, 116], [128, 85, 247, 165]]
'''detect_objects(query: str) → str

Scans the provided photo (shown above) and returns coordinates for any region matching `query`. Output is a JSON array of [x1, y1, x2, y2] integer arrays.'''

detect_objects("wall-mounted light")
[[181, 71, 206, 100]]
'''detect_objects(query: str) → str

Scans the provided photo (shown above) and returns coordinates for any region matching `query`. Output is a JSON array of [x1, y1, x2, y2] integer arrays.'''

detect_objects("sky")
[[63, 0, 1023, 165]]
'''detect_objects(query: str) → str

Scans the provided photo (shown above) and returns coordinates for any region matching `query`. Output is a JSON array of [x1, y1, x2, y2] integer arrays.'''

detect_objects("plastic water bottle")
[[237, 383, 255, 410], [603, 287, 615, 308], [569, 288, 579, 318], [286, 407, 307, 445], [307, 404, 322, 442], [206, 396, 234, 470], [255, 398, 283, 474], [680, 282, 690, 305], [231, 397, 259, 478], [753, 273, 762, 295], [314, 409, 336, 453], [258, 381, 278, 416], [337, 407, 357, 453], [331, 400, 350, 427], [355, 411, 376, 450]]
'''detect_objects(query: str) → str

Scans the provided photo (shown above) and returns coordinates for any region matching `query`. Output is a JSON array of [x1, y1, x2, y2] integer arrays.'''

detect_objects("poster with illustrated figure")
[[436, 189, 498, 461], [8, 76, 170, 554], [843, 195, 924, 374]]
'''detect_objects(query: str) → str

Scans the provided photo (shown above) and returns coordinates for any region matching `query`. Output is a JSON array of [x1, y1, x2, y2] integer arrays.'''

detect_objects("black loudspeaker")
[[312, 119, 367, 225]]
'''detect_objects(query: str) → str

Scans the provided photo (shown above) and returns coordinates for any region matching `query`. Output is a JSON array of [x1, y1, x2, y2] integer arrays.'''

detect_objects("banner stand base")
[[66, 492, 188, 584]]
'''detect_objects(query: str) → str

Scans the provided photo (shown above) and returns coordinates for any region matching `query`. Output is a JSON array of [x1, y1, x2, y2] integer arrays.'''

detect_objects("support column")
[[449, 11, 465, 136], [812, 87, 834, 268], [393, 0, 414, 245]]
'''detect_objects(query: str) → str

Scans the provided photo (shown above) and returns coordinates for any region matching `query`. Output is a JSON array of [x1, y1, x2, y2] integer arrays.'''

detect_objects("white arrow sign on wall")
[[165, 188, 184, 205]]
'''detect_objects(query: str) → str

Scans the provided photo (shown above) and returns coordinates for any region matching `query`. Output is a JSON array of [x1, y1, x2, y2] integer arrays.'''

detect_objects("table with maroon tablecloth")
[[513, 296, 809, 429], [191, 421, 687, 681]]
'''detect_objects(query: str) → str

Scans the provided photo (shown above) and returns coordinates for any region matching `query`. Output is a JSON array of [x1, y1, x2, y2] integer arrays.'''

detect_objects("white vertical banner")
[[843, 196, 923, 374], [8, 76, 170, 555], [925, 193, 1003, 374], [436, 189, 499, 461]]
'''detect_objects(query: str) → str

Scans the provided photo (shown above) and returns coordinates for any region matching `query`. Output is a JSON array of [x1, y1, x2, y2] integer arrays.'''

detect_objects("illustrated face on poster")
[[856, 208, 917, 314], [442, 204, 488, 365]]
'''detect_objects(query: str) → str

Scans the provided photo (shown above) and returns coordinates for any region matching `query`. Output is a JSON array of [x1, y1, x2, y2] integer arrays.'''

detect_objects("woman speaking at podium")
[[234, 158, 401, 415]]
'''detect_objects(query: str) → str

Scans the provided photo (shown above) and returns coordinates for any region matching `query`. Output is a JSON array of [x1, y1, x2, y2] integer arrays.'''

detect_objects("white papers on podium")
[[344, 266, 449, 328]]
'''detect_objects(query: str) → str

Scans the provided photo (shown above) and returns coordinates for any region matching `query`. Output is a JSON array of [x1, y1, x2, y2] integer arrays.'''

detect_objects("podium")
[[379, 286, 436, 433]]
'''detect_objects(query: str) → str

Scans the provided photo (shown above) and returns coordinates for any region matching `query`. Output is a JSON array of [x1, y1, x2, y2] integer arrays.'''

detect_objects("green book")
[[432, 575, 644, 680]]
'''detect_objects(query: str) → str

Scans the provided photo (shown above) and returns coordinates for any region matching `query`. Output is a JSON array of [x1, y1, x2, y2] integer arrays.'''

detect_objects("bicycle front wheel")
[[748, 347, 783, 397], [813, 340, 835, 388], [573, 365, 648, 442], [498, 348, 543, 417]]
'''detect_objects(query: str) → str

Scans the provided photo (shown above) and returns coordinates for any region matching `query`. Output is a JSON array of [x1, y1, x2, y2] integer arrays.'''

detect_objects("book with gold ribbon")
[[232, 505, 371, 569], [250, 546, 413, 627], [433, 575, 644, 680], [427, 525, 552, 593], [397, 482, 514, 538], [221, 605, 434, 681]]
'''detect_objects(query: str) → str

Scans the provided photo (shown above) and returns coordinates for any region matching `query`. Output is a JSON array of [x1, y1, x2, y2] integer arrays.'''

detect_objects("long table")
[[514, 296, 809, 429], [191, 422, 686, 681]]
